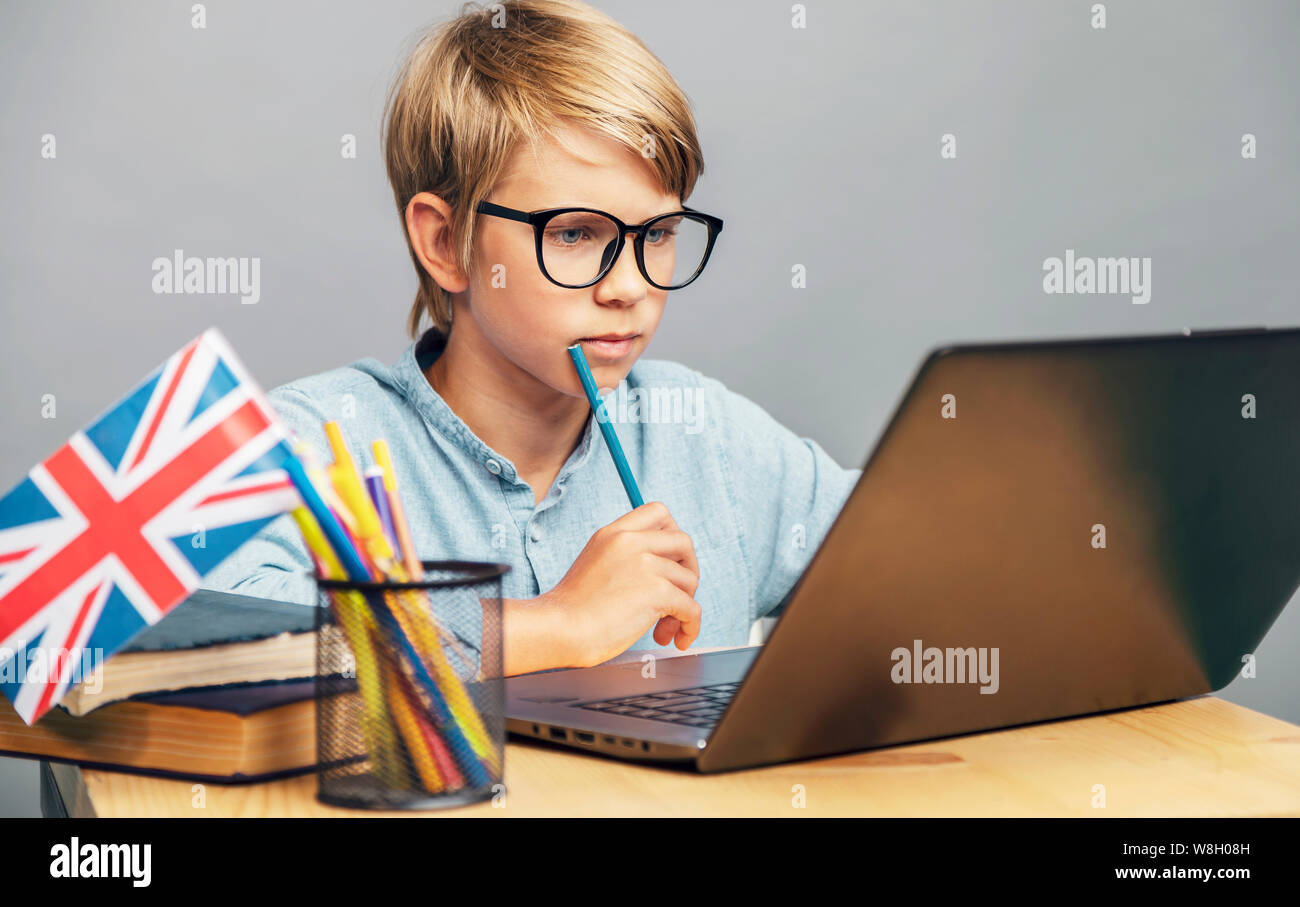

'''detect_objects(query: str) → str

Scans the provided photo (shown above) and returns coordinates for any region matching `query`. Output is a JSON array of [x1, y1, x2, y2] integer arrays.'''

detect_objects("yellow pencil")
[[326, 421, 499, 778], [372, 440, 422, 579], [289, 503, 406, 790], [383, 655, 446, 793], [368, 443, 481, 679]]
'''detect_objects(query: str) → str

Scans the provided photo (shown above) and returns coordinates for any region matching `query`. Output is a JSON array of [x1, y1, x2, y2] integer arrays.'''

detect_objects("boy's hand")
[[542, 500, 701, 668]]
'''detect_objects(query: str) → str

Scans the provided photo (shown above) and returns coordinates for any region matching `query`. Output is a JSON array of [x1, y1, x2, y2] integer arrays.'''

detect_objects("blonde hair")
[[382, 0, 706, 339]]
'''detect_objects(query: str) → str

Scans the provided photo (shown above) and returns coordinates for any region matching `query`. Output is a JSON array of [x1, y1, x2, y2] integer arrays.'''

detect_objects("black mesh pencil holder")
[[314, 560, 510, 810]]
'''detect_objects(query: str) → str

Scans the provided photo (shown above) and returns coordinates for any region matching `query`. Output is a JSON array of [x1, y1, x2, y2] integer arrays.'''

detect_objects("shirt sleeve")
[[198, 386, 327, 607], [197, 383, 486, 665], [700, 372, 862, 622]]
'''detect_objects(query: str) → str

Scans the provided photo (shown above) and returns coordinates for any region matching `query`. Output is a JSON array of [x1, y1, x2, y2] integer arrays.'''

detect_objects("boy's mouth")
[[576, 333, 640, 360]]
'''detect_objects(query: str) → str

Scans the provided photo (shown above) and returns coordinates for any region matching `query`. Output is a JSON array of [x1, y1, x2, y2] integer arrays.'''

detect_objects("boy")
[[202, 0, 861, 675]]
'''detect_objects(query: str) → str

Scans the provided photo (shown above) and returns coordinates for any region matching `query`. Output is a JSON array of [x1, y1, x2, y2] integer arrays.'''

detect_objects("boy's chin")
[[559, 360, 634, 399], [583, 357, 636, 385]]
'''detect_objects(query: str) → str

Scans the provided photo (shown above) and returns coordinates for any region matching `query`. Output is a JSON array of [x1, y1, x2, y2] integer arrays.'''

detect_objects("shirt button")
[[485, 458, 502, 475], [529, 525, 543, 543]]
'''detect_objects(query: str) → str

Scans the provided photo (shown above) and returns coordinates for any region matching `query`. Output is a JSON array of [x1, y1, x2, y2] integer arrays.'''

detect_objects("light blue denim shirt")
[[201, 329, 861, 663]]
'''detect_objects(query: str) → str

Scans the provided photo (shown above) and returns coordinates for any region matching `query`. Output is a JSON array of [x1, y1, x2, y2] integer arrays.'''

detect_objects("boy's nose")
[[598, 233, 649, 297], [599, 229, 639, 271]]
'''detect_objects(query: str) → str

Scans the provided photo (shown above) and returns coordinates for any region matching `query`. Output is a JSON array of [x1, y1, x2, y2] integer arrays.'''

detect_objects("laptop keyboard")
[[575, 682, 739, 728]]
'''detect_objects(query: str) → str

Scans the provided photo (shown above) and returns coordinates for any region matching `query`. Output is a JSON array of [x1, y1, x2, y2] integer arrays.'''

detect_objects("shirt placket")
[[477, 413, 598, 599]]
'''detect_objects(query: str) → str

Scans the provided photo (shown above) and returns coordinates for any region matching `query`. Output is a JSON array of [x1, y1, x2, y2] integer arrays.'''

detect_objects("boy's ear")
[[405, 191, 470, 293]]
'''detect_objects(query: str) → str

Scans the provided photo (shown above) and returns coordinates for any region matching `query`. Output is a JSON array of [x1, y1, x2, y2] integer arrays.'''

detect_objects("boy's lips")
[[576, 333, 640, 360]]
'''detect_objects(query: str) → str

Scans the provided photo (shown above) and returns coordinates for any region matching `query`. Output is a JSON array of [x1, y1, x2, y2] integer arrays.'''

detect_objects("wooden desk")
[[41, 695, 1300, 817]]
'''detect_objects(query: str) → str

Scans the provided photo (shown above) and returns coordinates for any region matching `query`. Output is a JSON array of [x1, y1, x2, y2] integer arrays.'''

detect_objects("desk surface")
[[44, 695, 1300, 817]]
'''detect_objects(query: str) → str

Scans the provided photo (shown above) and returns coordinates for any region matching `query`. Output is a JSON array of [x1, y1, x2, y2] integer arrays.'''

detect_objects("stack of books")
[[0, 589, 348, 782]]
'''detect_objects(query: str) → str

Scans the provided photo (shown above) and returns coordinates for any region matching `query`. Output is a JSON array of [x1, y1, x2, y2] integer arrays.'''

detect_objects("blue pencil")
[[567, 344, 644, 509]]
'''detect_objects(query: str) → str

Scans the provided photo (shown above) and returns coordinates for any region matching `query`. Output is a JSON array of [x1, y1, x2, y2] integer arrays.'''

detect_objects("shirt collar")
[[393, 328, 600, 485]]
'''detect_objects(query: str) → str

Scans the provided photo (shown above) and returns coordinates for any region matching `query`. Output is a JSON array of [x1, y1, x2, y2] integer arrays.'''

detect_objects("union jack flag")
[[0, 328, 300, 724]]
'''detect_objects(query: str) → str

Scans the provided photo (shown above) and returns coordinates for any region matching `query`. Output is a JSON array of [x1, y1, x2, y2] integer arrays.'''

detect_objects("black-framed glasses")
[[475, 200, 724, 290]]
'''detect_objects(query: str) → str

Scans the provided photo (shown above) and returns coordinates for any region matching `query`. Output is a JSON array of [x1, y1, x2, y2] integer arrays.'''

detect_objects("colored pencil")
[[567, 343, 644, 508]]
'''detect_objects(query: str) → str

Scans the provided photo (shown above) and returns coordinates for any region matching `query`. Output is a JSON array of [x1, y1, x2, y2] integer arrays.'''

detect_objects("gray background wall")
[[1, 0, 1296, 816]]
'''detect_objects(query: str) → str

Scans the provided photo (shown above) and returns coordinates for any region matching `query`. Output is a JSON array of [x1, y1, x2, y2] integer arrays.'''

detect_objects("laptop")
[[506, 327, 1300, 772]]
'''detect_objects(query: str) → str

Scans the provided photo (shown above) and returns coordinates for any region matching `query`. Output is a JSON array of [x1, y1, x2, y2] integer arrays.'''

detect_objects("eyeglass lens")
[[540, 212, 710, 288]]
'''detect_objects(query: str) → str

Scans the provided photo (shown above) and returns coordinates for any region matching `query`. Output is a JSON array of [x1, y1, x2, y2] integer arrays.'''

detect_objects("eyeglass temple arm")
[[477, 201, 532, 223], [682, 205, 723, 232]]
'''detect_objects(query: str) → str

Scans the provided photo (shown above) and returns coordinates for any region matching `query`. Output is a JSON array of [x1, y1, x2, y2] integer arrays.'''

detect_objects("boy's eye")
[[645, 216, 682, 246], [544, 213, 613, 250], [646, 226, 678, 245], [550, 227, 588, 246]]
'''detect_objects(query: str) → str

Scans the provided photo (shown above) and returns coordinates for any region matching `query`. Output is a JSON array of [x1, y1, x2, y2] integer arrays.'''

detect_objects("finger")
[[653, 510, 700, 578], [659, 587, 701, 648], [652, 615, 681, 646], [635, 530, 700, 580], [606, 500, 674, 533], [650, 509, 702, 571], [650, 556, 699, 597], [674, 622, 694, 650]]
